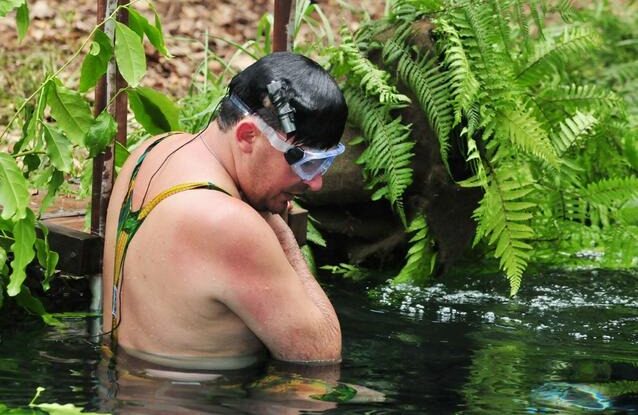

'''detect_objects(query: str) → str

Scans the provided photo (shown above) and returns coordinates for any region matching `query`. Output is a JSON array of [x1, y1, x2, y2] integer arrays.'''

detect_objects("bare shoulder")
[[178, 193, 276, 254]]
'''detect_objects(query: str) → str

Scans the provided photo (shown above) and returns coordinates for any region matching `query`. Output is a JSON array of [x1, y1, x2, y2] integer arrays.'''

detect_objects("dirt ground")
[[0, 0, 385, 141]]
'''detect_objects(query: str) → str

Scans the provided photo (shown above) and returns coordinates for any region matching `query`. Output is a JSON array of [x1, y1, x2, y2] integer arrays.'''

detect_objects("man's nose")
[[303, 174, 323, 192]]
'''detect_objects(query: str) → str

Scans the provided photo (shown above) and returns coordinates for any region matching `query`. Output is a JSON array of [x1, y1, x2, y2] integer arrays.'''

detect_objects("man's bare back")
[[102, 52, 347, 369]]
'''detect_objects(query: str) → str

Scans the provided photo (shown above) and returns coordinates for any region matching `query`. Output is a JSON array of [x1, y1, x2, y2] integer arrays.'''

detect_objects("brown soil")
[[0, 0, 385, 141]]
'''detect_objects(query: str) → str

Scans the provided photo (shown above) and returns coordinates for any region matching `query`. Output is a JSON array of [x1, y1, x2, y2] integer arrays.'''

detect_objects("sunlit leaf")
[[7, 209, 36, 296], [44, 125, 72, 172], [115, 141, 130, 168], [29, 387, 107, 414], [128, 87, 180, 134], [85, 110, 117, 157], [126, 8, 146, 38], [47, 81, 94, 145], [79, 29, 113, 93], [150, 7, 170, 57], [39, 170, 64, 215], [0, 153, 30, 220], [26, 81, 50, 147], [15, 290, 62, 326], [114, 21, 146, 87], [0, 0, 23, 17], [624, 134, 638, 170], [15, 0, 28, 41], [128, 7, 170, 57]]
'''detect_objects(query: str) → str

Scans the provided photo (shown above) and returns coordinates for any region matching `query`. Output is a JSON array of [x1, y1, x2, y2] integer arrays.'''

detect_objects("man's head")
[[217, 52, 348, 150], [216, 52, 348, 213]]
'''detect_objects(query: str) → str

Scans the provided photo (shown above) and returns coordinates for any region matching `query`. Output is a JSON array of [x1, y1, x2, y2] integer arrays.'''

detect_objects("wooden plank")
[[42, 220, 103, 276]]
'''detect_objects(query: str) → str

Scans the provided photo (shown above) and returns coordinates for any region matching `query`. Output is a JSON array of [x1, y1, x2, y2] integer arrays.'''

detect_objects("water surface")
[[1, 269, 637, 414]]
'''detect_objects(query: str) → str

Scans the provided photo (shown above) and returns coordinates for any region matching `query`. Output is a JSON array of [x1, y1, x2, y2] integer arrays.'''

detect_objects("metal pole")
[[91, 0, 128, 237], [273, 0, 293, 52]]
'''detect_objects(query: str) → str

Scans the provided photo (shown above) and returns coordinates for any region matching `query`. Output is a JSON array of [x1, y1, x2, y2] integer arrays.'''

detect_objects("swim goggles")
[[229, 94, 345, 181]]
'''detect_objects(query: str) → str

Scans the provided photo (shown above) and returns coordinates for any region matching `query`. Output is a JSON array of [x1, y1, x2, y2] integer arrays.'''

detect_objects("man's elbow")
[[272, 324, 342, 364]]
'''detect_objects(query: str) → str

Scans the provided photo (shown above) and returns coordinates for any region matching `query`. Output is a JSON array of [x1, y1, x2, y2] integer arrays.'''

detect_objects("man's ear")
[[235, 121, 259, 154]]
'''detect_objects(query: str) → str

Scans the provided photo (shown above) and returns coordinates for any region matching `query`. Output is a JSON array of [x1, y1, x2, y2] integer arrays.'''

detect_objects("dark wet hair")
[[217, 52, 348, 149]]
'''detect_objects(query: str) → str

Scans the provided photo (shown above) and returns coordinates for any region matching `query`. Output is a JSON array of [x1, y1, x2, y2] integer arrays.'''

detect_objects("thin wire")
[[101, 98, 226, 341]]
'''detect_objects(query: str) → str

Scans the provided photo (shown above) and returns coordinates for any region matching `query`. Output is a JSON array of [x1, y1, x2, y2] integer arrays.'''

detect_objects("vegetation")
[[0, 0, 637, 323], [321, 0, 638, 294]]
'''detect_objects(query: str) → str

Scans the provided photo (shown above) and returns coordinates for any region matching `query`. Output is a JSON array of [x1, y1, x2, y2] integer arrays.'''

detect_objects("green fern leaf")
[[393, 215, 437, 285], [493, 106, 559, 166], [551, 111, 598, 156], [339, 32, 411, 107], [382, 30, 454, 169], [563, 177, 638, 228], [346, 88, 415, 224], [539, 84, 622, 112], [436, 18, 480, 126], [473, 167, 536, 295], [601, 60, 638, 84], [516, 26, 602, 86]]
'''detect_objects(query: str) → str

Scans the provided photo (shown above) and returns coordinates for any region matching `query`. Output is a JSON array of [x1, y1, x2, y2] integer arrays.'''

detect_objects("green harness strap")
[[110, 136, 230, 347]]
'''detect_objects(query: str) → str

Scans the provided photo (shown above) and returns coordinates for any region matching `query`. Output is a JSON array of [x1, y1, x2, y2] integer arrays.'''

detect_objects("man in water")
[[101, 52, 348, 370]]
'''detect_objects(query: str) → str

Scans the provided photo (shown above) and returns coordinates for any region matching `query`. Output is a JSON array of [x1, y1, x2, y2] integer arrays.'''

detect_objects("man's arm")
[[189, 198, 341, 363], [260, 212, 340, 333]]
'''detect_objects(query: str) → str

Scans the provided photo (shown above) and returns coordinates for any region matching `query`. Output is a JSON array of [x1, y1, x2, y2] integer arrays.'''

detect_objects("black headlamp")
[[266, 80, 296, 138]]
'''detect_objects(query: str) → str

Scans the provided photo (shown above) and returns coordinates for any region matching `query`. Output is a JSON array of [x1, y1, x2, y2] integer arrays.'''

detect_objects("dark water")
[[1, 269, 638, 414]]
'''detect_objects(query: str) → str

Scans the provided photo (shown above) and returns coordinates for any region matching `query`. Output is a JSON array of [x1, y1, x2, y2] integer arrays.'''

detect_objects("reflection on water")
[[0, 269, 637, 414]]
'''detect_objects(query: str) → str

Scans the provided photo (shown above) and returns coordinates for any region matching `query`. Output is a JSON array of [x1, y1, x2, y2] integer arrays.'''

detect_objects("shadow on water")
[[1, 269, 638, 414]]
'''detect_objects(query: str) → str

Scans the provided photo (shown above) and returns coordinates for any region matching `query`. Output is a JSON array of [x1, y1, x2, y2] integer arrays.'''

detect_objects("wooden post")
[[91, 0, 128, 238], [273, 0, 294, 52]]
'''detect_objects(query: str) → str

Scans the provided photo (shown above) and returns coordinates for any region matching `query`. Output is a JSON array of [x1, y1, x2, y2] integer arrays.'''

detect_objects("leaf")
[[115, 141, 130, 168], [44, 125, 73, 172], [39, 170, 64, 215], [114, 21, 147, 87], [85, 111, 117, 157], [26, 80, 50, 147], [125, 7, 146, 38], [393, 215, 437, 285], [34, 224, 58, 290], [128, 87, 180, 134], [15, 0, 28, 41], [47, 81, 94, 145], [29, 387, 107, 414], [128, 7, 170, 57], [7, 209, 36, 296], [79, 29, 113, 93], [0, 0, 23, 17], [0, 152, 30, 220], [624, 134, 638, 170], [15, 289, 61, 326]]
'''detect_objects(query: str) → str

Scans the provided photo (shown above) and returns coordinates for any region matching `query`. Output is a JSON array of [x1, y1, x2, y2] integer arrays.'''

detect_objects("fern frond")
[[528, 0, 546, 39], [489, 0, 515, 60], [457, 137, 489, 188], [401, 55, 454, 166], [600, 60, 638, 84], [393, 215, 437, 285], [516, 26, 602, 86], [435, 18, 480, 126], [339, 33, 411, 107], [390, 0, 445, 19], [445, 3, 514, 100], [555, 0, 576, 23], [381, 27, 454, 170], [550, 111, 598, 156], [493, 106, 559, 166], [563, 177, 638, 228], [346, 88, 415, 224], [513, 0, 531, 45], [539, 84, 622, 112], [473, 167, 536, 295]]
